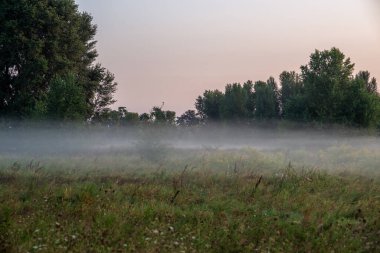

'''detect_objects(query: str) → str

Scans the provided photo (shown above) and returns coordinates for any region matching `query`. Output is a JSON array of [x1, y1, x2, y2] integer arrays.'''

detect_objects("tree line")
[[91, 47, 380, 129], [192, 48, 379, 127], [1, 1, 379, 128]]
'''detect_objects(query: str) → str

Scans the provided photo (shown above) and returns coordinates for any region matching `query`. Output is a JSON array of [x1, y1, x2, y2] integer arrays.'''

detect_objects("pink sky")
[[76, 0, 380, 114]]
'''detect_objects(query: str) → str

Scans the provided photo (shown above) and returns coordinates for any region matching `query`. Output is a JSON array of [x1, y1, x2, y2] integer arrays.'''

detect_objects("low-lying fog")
[[1, 124, 379, 177], [1, 125, 379, 156]]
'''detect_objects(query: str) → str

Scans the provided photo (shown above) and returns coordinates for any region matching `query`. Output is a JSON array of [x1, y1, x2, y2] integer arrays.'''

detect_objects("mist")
[[1, 123, 379, 177]]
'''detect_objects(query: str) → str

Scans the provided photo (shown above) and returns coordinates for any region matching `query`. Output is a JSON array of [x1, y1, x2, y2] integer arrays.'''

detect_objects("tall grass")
[[0, 146, 379, 252]]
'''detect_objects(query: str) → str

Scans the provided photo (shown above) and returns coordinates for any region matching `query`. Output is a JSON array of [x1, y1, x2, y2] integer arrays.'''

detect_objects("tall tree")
[[300, 47, 355, 122], [355, 71, 378, 94], [45, 74, 87, 121], [243, 80, 255, 117], [254, 80, 279, 119], [279, 71, 303, 112], [266, 77, 281, 117], [221, 83, 250, 120], [88, 64, 117, 120], [150, 104, 176, 125], [0, 0, 117, 119], [338, 76, 380, 127], [177, 110, 201, 127], [195, 90, 224, 121], [92, 107, 139, 126]]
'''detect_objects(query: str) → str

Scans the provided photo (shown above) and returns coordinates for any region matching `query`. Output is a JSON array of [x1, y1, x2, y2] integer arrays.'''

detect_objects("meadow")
[[1, 135, 380, 253]]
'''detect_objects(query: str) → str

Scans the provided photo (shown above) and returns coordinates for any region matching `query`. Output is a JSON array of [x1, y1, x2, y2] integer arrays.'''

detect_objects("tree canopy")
[[194, 48, 379, 128], [0, 0, 117, 120]]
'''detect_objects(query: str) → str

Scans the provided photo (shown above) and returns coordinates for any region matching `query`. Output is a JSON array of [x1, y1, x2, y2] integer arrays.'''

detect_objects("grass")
[[0, 147, 379, 252]]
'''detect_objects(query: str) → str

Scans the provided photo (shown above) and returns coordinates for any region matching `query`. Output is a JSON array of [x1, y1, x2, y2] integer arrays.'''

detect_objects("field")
[[1, 139, 380, 253]]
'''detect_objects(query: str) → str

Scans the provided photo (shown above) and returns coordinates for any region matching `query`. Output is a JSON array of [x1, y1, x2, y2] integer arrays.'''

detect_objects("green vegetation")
[[0, 147, 379, 252], [90, 45, 380, 128], [195, 48, 380, 128], [1, 1, 379, 128], [1, 2, 379, 251], [0, 0, 117, 120]]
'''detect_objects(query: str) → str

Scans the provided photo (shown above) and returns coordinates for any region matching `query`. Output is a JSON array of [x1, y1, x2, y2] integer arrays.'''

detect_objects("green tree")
[[92, 107, 139, 126], [279, 71, 303, 117], [267, 77, 281, 116], [45, 74, 87, 121], [243, 80, 255, 117], [195, 90, 224, 121], [355, 71, 378, 94], [286, 48, 380, 126], [300, 47, 355, 122], [150, 105, 176, 125], [221, 83, 253, 120], [0, 0, 117, 119], [254, 79, 279, 120], [338, 77, 380, 127], [177, 110, 201, 127], [87, 64, 118, 119], [139, 113, 151, 123]]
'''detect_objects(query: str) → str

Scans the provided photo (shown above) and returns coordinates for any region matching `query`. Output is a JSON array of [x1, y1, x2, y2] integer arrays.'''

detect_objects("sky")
[[75, 0, 380, 114]]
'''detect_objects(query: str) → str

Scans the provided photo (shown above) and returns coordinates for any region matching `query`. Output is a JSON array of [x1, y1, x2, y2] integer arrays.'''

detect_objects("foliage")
[[298, 48, 355, 122], [44, 74, 87, 121], [195, 90, 224, 121], [356, 71, 378, 94], [0, 0, 117, 119], [87, 64, 118, 118], [221, 82, 254, 120], [254, 78, 280, 120], [150, 105, 176, 125], [177, 110, 201, 127], [0, 0, 378, 132], [193, 48, 380, 128], [93, 104, 177, 127], [280, 71, 303, 117], [92, 107, 139, 126]]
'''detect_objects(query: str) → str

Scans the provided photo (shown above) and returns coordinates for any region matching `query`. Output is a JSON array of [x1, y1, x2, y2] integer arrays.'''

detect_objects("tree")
[[189, 47, 379, 127], [355, 71, 378, 94], [139, 113, 151, 123], [300, 47, 355, 122], [221, 83, 252, 120], [254, 79, 279, 120], [195, 90, 224, 121], [45, 74, 87, 121], [87, 64, 118, 119], [338, 77, 380, 127], [243, 80, 255, 117], [177, 110, 201, 127], [279, 71, 303, 116], [283, 48, 380, 126], [0, 0, 117, 119], [150, 104, 176, 125], [122, 110, 139, 125], [266, 77, 281, 117]]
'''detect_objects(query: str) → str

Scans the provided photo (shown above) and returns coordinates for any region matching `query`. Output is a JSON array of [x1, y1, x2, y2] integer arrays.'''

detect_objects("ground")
[[0, 147, 379, 252]]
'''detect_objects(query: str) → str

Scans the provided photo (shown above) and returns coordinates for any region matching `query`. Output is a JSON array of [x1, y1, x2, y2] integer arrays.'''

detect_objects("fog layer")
[[1, 125, 379, 156]]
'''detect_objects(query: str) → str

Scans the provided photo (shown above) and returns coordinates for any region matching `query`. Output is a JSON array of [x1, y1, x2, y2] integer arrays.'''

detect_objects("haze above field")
[[1, 126, 379, 156], [75, 0, 380, 114]]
